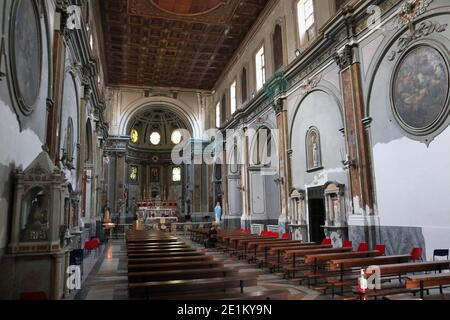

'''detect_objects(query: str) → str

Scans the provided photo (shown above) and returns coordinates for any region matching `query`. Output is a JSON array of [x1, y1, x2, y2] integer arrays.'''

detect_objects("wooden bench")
[[128, 267, 238, 283], [128, 275, 258, 299], [127, 242, 187, 248], [244, 241, 309, 263], [128, 255, 214, 265], [153, 289, 290, 301], [284, 247, 352, 278], [406, 273, 450, 299], [127, 247, 194, 254], [128, 251, 205, 259], [267, 244, 332, 272], [351, 261, 450, 300], [127, 260, 225, 272]]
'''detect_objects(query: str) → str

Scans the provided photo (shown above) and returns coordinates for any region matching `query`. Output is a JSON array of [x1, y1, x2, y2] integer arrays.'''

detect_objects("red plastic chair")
[[282, 233, 291, 240], [357, 242, 369, 252], [343, 240, 353, 248], [244, 229, 251, 234], [410, 247, 423, 261], [84, 240, 97, 257], [322, 238, 332, 245], [270, 232, 279, 238], [20, 292, 47, 300], [374, 244, 386, 255], [261, 231, 269, 237]]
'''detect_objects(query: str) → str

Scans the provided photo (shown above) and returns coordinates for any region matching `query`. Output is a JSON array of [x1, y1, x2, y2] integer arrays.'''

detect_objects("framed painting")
[[392, 45, 449, 136], [10, 0, 42, 115]]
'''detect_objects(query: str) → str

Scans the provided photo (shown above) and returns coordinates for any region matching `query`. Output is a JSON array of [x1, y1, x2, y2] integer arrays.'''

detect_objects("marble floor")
[[69, 236, 324, 300]]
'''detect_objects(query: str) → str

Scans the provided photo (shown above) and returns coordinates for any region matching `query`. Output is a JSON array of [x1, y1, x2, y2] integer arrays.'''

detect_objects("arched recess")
[[289, 85, 344, 146], [289, 87, 346, 189], [118, 96, 201, 139], [247, 122, 281, 222], [226, 136, 242, 217]]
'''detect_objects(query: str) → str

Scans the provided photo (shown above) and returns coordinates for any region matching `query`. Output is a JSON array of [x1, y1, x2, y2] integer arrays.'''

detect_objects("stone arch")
[[118, 96, 201, 139], [289, 86, 344, 149]]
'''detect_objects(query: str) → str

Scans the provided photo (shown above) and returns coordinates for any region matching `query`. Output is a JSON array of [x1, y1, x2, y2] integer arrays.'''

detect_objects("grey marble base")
[[222, 217, 241, 230], [349, 225, 426, 259]]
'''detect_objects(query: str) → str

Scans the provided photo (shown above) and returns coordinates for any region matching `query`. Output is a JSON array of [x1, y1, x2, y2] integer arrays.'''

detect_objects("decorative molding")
[[333, 45, 354, 70], [391, 0, 434, 32], [298, 74, 322, 95], [387, 21, 447, 61]]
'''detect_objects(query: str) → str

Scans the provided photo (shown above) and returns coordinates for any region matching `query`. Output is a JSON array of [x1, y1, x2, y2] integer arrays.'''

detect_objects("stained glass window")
[[150, 131, 161, 145], [171, 130, 182, 144], [172, 167, 181, 182], [130, 129, 139, 144]]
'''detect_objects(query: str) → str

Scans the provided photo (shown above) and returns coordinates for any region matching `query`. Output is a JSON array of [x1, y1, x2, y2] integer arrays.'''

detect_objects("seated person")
[[204, 224, 218, 248]]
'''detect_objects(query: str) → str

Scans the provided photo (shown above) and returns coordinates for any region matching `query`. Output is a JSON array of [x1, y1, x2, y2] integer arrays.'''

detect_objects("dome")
[[127, 108, 189, 150]]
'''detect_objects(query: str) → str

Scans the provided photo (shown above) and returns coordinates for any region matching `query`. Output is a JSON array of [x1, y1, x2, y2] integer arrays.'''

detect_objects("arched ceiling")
[[127, 108, 189, 150], [99, 0, 269, 89]]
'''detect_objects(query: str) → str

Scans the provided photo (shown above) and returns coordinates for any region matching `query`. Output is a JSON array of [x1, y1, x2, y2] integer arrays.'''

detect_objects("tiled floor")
[[69, 236, 322, 300]]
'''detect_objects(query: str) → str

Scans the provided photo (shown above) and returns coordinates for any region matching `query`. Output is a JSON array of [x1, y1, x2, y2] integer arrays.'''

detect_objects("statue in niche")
[[307, 128, 322, 170], [22, 192, 49, 241], [312, 135, 319, 168]]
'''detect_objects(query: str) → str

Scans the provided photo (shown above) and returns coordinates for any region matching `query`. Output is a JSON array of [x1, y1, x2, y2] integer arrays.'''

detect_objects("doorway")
[[308, 187, 325, 243]]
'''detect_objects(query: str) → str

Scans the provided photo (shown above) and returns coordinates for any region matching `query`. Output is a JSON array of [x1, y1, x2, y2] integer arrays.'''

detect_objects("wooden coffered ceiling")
[[100, 0, 269, 90]]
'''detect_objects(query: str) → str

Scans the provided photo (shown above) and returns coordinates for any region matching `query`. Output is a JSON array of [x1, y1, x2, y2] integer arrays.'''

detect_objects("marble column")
[[334, 45, 378, 245], [103, 137, 130, 218], [273, 98, 291, 235], [334, 45, 375, 217], [240, 127, 251, 229]]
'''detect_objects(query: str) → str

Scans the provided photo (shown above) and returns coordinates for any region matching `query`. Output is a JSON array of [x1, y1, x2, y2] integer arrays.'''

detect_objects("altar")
[[136, 201, 180, 231]]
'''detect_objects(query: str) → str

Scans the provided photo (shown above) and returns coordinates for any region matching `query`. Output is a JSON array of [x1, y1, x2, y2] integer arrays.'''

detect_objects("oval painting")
[[393, 46, 449, 131], [151, 0, 224, 15], [12, 0, 42, 111]]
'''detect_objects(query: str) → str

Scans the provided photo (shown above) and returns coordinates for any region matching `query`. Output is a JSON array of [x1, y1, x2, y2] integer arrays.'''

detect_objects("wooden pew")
[[128, 251, 205, 259], [127, 261, 225, 272], [129, 275, 258, 299], [128, 267, 238, 283], [267, 244, 332, 272], [127, 242, 187, 248], [128, 255, 214, 265], [127, 238, 179, 244], [244, 240, 307, 264], [283, 247, 350, 278], [406, 273, 450, 299], [127, 247, 194, 254], [350, 260, 450, 299], [163, 290, 290, 301]]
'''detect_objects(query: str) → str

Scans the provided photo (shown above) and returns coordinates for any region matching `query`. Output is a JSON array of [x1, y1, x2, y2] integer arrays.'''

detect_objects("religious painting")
[[392, 45, 449, 133], [10, 0, 42, 114], [129, 165, 138, 183], [306, 127, 322, 171]]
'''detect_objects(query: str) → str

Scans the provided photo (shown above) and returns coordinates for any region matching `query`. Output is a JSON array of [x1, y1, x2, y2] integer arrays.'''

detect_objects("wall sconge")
[[295, 49, 301, 57]]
